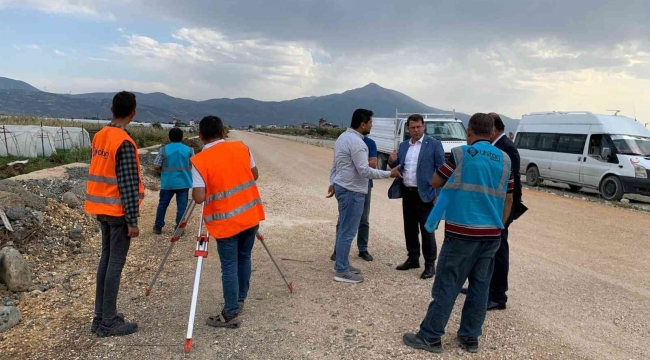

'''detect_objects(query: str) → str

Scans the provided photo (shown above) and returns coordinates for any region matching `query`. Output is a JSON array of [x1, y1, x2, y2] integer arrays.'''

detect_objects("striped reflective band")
[[204, 198, 262, 223], [86, 195, 122, 204], [444, 182, 506, 198], [161, 166, 191, 172], [86, 193, 144, 204], [205, 180, 256, 204], [88, 174, 118, 185]]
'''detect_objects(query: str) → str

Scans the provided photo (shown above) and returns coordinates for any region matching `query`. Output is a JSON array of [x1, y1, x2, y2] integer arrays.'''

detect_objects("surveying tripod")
[[145, 201, 293, 353]]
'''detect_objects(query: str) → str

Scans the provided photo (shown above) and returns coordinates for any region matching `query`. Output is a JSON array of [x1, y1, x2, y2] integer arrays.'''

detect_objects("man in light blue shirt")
[[327, 109, 402, 284]]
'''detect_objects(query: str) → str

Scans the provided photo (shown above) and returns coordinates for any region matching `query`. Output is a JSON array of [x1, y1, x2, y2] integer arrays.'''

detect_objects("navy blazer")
[[388, 135, 445, 203]]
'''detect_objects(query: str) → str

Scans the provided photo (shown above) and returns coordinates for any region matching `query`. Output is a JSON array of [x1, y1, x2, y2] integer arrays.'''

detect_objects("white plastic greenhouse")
[[0, 125, 90, 158]]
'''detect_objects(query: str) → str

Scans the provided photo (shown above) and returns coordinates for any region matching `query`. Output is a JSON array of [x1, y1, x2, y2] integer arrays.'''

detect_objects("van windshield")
[[610, 135, 650, 156], [403, 121, 467, 141]]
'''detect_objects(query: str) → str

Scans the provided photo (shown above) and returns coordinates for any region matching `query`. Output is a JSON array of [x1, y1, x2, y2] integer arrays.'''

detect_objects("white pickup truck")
[[368, 112, 468, 170]]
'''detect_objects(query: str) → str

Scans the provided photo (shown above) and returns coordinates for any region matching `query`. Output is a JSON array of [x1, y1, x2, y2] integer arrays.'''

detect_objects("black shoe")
[[358, 251, 374, 262], [396, 260, 420, 271], [458, 336, 479, 353], [96, 317, 138, 337], [460, 287, 468, 295], [330, 252, 336, 261], [402, 333, 442, 353], [91, 313, 124, 333], [487, 301, 507, 311], [420, 265, 435, 279], [153, 226, 162, 235]]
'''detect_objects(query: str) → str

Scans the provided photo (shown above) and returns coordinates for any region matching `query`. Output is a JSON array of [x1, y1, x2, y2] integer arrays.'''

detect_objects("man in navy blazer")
[[388, 114, 445, 279]]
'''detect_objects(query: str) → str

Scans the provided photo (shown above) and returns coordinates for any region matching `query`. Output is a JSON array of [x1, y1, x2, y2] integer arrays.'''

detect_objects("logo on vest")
[[467, 147, 479, 157], [92, 146, 109, 159]]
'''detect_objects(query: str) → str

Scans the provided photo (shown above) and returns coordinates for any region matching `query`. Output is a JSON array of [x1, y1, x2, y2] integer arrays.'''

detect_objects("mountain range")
[[0, 76, 520, 132]]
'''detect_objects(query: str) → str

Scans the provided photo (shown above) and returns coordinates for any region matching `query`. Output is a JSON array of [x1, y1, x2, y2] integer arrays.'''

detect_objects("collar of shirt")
[[410, 136, 424, 146], [203, 139, 225, 150], [470, 139, 491, 145], [492, 133, 506, 145], [346, 128, 364, 139], [107, 122, 132, 136]]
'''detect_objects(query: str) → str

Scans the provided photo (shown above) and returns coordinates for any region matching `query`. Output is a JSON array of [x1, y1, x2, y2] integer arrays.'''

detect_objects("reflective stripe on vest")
[[86, 193, 145, 205], [444, 147, 511, 198], [205, 180, 256, 204], [204, 197, 262, 223], [88, 174, 118, 185]]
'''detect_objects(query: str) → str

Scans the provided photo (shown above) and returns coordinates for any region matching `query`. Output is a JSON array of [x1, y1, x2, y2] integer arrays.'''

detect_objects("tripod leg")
[[184, 203, 208, 353], [256, 232, 293, 293], [145, 201, 196, 296]]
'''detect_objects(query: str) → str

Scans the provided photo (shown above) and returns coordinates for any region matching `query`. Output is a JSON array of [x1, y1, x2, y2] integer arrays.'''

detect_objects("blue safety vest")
[[160, 142, 193, 190], [425, 141, 511, 232]]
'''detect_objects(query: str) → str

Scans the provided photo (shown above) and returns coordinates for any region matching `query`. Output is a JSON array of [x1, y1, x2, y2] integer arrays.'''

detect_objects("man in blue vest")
[[402, 113, 514, 354], [153, 128, 194, 234]]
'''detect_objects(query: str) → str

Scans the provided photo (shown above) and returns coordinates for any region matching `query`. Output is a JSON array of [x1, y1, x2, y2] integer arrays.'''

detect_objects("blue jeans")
[[418, 237, 500, 340], [334, 185, 372, 253], [154, 189, 189, 230], [334, 184, 366, 272], [216, 225, 259, 317]]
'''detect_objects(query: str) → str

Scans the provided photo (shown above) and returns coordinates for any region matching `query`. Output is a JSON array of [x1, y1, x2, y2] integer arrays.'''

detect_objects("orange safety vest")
[[84, 126, 145, 217], [191, 141, 265, 239]]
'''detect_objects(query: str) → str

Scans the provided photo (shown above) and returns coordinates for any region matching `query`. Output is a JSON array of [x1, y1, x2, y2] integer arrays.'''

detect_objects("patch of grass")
[[255, 126, 344, 139], [0, 148, 91, 180]]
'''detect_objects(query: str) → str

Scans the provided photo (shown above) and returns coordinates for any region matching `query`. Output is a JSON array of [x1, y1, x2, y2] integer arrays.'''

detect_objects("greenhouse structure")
[[0, 125, 90, 158]]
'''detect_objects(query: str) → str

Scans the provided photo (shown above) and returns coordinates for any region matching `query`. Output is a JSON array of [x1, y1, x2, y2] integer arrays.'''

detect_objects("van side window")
[[536, 134, 556, 151], [515, 132, 539, 149], [557, 134, 587, 154], [587, 134, 606, 160]]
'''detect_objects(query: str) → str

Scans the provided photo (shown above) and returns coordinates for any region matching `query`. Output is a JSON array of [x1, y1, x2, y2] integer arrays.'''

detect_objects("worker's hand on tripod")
[[326, 185, 335, 198], [128, 226, 140, 238], [390, 165, 403, 179]]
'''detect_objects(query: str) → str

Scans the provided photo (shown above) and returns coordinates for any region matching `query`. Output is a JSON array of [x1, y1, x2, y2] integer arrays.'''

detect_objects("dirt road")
[[6, 130, 649, 360]]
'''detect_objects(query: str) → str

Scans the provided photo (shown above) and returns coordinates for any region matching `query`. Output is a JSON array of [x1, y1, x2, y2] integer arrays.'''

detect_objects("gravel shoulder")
[[2, 131, 648, 360]]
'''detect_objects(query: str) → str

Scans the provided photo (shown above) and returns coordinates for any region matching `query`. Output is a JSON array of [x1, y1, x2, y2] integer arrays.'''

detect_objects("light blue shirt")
[[329, 128, 391, 194]]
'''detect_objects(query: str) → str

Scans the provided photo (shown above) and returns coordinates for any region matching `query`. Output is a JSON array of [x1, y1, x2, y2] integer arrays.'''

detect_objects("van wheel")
[[568, 185, 582, 192], [600, 176, 624, 201], [526, 166, 541, 187]]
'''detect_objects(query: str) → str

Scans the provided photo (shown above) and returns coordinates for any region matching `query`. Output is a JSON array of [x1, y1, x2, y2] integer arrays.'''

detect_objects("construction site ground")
[[1, 131, 648, 360]]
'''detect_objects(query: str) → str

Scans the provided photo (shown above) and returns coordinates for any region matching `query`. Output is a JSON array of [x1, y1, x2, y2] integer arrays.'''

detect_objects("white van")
[[514, 111, 650, 201], [368, 111, 467, 170]]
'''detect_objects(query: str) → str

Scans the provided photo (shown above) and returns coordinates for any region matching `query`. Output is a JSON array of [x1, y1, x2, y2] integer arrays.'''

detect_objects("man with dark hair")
[[388, 114, 445, 279], [85, 91, 142, 337], [327, 109, 402, 283], [330, 133, 378, 262], [459, 113, 524, 311], [403, 113, 514, 354], [191, 115, 263, 328], [153, 127, 194, 234]]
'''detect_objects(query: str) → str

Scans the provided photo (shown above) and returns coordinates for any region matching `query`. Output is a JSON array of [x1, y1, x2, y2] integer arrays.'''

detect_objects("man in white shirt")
[[388, 115, 445, 279]]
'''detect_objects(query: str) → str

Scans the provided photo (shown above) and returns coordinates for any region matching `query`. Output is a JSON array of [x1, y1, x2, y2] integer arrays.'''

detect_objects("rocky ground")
[[0, 131, 648, 360]]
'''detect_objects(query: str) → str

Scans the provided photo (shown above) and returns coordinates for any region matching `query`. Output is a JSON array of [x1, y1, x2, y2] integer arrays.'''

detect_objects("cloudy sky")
[[1, 0, 649, 121]]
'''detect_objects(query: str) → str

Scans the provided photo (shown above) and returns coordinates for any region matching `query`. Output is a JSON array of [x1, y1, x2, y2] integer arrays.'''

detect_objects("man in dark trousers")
[[388, 114, 445, 279], [85, 91, 144, 337], [459, 113, 523, 311]]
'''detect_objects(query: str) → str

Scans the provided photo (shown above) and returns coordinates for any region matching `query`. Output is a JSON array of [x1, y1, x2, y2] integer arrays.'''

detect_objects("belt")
[[403, 186, 418, 191]]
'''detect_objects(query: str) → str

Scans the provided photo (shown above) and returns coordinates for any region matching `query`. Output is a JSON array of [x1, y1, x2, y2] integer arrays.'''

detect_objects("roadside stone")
[[29, 290, 42, 298], [0, 306, 21, 333], [0, 244, 32, 292], [32, 211, 44, 224], [69, 228, 83, 241], [5, 207, 29, 221], [61, 192, 81, 209]]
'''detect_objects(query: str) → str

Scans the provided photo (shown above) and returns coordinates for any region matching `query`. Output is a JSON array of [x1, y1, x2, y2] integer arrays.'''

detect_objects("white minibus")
[[514, 111, 650, 201]]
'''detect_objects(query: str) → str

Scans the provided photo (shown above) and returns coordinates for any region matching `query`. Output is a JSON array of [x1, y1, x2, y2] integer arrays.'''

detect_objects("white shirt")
[[492, 133, 506, 145], [402, 137, 423, 187], [191, 139, 256, 188]]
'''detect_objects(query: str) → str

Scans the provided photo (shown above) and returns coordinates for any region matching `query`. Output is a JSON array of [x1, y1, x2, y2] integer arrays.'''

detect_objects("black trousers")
[[488, 211, 514, 305], [94, 215, 131, 324], [402, 186, 436, 266]]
